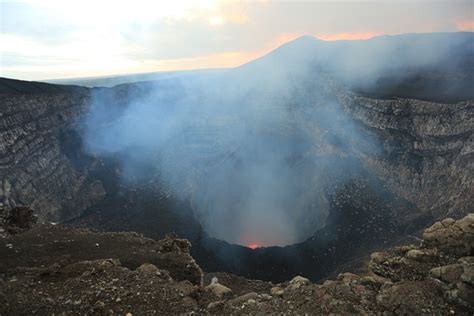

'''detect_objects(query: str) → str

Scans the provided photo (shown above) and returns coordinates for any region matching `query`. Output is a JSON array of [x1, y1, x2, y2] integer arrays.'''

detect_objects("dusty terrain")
[[1, 211, 472, 315]]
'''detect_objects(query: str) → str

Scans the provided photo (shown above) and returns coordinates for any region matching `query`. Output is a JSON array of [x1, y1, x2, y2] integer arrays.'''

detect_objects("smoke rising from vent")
[[82, 33, 473, 246]]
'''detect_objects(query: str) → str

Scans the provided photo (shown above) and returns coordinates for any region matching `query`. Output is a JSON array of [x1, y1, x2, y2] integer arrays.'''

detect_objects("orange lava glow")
[[247, 243, 260, 250]]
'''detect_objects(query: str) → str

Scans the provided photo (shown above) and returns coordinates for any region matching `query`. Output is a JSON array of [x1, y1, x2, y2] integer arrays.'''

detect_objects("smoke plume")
[[82, 32, 473, 246]]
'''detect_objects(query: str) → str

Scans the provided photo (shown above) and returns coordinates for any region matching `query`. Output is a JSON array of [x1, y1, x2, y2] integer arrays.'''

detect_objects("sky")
[[1, 0, 473, 80]]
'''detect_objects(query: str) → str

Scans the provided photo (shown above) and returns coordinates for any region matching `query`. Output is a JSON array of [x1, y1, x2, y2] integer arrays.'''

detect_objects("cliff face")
[[0, 71, 472, 285], [0, 79, 104, 222], [1, 75, 472, 228], [329, 82, 474, 217]]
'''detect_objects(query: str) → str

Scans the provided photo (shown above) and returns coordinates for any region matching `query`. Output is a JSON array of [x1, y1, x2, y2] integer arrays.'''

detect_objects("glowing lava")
[[247, 243, 260, 250]]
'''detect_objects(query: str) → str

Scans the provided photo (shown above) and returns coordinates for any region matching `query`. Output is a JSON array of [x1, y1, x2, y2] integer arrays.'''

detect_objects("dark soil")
[[1, 214, 472, 315]]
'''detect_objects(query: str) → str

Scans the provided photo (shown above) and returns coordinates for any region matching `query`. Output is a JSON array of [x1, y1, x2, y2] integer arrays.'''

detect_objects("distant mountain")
[[38, 32, 474, 102], [235, 32, 474, 102]]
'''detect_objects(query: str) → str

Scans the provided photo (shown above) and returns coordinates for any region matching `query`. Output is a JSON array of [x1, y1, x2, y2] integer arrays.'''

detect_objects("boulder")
[[229, 292, 259, 305], [287, 276, 311, 290], [136, 263, 159, 274], [429, 264, 464, 283], [423, 214, 474, 256], [270, 286, 285, 296], [405, 249, 436, 262], [206, 283, 233, 299], [337, 272, 360, 285]]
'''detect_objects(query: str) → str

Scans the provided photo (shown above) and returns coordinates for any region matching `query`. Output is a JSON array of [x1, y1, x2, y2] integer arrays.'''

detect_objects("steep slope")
[[0, 78, 103, 222], [329, 81, 474, 216]]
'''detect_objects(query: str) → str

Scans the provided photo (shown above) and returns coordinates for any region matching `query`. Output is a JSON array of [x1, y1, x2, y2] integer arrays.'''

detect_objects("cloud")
[[456, 20, 474, 31], [1, 0, 472, 80], [316, 32, 382, 41]]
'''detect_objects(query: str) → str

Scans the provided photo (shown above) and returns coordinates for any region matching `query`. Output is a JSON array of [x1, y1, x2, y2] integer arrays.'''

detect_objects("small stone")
[[207, 300, 225, 309], [395, 245, 416, 254], [181, 296, 197, 309], [230, 292, 258, 305], [259, 293, 272, 300], [405, 249, 434, 262], [359, 275, 387, 287], [94, 300, 105, 311], [136, 263, 158, 274], [287, 276, 310, 290], [115, 297, 121, 303], [458, 256, 474, 265], [44, 297, 55, 304], [460, 264, 474, 285], [337, 272, 360, 284], [429, 267, 442, 279], [430, 264, 463, 284], [205, 283, 233, 299], [271, 286, 285, 296]]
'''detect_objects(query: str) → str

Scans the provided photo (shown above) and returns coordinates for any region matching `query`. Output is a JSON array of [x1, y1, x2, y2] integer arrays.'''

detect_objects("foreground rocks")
[[1, 214, 473, 314], [0, 224, 203, 287]]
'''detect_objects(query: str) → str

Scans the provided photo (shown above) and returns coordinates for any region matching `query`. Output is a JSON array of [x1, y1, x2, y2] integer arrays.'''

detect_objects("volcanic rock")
[[4, 206, 37, 233], [422, 214, 474, 256], [270, 286, 285, 296], [206, 282, 233, 299], [2, 214, 473, 314], [430, 264, 464, 283], [287, 275, 311, 290]]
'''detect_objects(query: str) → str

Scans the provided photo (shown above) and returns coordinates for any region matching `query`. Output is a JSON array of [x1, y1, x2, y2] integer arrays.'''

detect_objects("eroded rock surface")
[[1, 214, 473, 314], [0, 80, 104, 221], [329, 81, 474, 217]]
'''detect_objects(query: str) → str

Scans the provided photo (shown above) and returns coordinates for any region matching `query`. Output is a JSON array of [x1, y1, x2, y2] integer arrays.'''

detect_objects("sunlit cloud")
[[316, 32, 382, 41], [1, 0, 472, 80], [209, 16, 225, 26], [456, 20, 474, 31]]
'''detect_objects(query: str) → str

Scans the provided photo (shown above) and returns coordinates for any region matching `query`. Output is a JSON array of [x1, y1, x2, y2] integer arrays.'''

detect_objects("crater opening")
[[64, 33, 473, 282], [72, 78, 412, 282]]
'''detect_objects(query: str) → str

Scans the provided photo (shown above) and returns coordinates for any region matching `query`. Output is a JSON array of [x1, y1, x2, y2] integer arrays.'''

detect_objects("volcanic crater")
[[1, 33, 473, 285]]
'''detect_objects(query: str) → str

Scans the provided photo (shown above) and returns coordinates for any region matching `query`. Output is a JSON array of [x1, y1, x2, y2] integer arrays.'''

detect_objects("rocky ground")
[[0, 210, 472, 315]]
